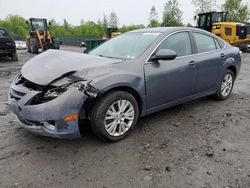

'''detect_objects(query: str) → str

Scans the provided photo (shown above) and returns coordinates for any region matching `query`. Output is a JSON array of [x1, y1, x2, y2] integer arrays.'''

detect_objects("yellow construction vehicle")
[[106, 27, 121, 38], [196, 12, 250, 50], [26, 18, 60, 54]]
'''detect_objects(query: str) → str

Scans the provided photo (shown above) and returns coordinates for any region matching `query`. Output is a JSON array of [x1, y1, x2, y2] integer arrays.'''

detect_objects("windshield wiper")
[[98, 55, 126, 60], [98, 55, 114, 58]]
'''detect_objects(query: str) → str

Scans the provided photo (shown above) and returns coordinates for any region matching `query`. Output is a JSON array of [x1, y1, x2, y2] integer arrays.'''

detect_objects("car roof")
[[129, 27, 209, 34], [129, 27, 225, 43], [128, 27, 228, 49]]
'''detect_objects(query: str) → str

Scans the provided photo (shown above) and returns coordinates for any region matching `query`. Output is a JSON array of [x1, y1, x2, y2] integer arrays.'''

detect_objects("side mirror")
[[151, 49, 177, 61], [26, 20, 29, 24], [48, 21, 52, 26], [194, 16, 197, 21]]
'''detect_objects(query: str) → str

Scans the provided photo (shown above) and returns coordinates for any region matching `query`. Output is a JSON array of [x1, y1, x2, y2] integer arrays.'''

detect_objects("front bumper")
[[7, 78, 88, 139]]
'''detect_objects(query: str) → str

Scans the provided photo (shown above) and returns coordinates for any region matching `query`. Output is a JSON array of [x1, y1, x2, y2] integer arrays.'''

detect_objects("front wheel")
[[30, 38, 38, 54], [214, 69, 235, 100], [90, 91, 139, 142], [26, 40, 31, 52]]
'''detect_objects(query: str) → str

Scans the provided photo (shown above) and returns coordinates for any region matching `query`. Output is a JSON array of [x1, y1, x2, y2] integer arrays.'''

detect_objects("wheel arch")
[[84, 85, 144, 119], [103, 86, 143, 115], [226, 65, 237, 79]]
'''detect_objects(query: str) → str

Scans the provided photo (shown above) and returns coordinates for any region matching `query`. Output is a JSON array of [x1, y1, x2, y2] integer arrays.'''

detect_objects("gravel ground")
[[0, 46, 250, 188]]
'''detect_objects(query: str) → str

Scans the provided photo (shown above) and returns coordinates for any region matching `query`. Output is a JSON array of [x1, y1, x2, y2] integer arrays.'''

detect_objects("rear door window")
[[214, 39, 222, 49], [193, 32, 216, 53]]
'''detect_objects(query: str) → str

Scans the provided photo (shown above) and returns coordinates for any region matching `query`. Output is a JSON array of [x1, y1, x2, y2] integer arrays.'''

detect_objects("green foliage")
[[192, 0, 216, 14], [0, 14, 145, 38], [186, 23, 193, 27], [162, 0, 183, 26], [102, 14, 108, 30], [109, 12, 119, 27], [49, 20, 105, 38], [222, 0, 250, 23], [0, 15, 28, 36], [119, 24, 145, 33], [148, 6, 159, 27]]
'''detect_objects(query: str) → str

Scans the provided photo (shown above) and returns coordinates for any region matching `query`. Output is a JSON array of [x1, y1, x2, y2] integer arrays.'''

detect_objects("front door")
[[144, 32, 197, 111]]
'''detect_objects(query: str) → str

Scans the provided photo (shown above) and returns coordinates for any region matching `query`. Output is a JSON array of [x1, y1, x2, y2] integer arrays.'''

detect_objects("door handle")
[[189, 61, 197, 66], [220, 53, 225, 58]]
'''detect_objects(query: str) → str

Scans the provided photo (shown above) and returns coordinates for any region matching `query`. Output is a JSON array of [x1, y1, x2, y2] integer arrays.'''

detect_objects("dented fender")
[[8, 87, 88, 122]]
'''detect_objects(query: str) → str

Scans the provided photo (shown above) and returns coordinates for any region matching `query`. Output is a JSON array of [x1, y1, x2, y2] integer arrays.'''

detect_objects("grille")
[[19, 118, 44, 126], [10, 75, 44, 101], [19, 118, 55, 128], [15, 75, 43, 91], [19, 118, 33, 126], [9, 88, 26, 101]]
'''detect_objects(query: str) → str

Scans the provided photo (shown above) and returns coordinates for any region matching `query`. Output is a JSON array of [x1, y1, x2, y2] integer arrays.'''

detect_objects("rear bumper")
[[7, 80, 89, 139]]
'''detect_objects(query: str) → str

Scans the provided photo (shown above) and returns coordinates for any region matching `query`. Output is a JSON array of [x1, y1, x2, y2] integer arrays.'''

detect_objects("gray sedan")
[[8, 27, 241, 141]]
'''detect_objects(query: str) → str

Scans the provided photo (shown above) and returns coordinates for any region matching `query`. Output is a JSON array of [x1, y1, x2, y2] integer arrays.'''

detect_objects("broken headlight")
[[71, 80, 99, 98], [43, 87, 67, 100], [43, 80, 98, 100]]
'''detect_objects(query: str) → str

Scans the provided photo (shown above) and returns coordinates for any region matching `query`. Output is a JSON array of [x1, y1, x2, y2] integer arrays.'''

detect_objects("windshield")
[[0, 29, 9, 37], [89, 32, 160, 59], [212, 13, 224, 22], [199, 15, 206, 28], [31, 20, 46, 30]]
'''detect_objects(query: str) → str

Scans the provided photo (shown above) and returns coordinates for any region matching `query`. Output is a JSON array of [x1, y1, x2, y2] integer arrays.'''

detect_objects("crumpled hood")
[[21, 50, 122, 86]]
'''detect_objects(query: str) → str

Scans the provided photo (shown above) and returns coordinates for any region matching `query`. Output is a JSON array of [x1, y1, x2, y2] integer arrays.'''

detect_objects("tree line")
[[0, 0, 249, 38]]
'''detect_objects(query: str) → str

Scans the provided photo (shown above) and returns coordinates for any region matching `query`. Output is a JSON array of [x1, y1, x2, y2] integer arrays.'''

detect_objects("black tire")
[[26, 40, 31, 53], [90, 91, 139, 142], [30, 38, 38, 54], [53, 38, 60, 50], [11, 52, 18, 61], [43, 42, 56, 51], [214, 69, 235, 100]]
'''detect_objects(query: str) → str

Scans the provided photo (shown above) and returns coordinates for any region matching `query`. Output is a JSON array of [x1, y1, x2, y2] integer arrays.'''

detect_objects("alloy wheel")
[[104, 100, 135, 137], [221, 73, 233, 97]]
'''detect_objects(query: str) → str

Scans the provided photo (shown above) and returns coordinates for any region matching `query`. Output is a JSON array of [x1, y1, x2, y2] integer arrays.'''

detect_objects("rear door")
[[191, 32, 224, 94]]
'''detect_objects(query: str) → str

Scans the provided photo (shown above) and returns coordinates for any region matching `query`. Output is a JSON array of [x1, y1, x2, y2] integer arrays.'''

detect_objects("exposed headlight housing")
[[43, 80, 98, 101], [43, 87, 67, 100]]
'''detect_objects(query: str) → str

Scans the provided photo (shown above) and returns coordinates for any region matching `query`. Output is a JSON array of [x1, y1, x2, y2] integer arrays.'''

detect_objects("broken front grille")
[[10, 75, 44, 101], [15, 75, 43, 91], [9, 88, 25, 101]]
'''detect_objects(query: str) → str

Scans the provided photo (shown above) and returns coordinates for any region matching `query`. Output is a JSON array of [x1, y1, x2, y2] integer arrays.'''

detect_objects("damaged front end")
[[7, 74, 99, 139]]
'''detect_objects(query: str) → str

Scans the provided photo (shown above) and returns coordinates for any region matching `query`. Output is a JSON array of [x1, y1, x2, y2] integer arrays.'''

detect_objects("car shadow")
[[133, 95, 227, 133]]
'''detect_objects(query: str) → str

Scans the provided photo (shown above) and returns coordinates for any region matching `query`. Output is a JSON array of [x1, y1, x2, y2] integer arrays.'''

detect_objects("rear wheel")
[[214, 69, 234, 100], [53, 38, 60, 50], [90, 91, 139, 142], [11, 52, 18, 61]]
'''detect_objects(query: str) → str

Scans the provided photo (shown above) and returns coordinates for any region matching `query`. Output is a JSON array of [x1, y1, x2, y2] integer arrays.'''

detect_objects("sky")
[[0, 0, 249, 26]]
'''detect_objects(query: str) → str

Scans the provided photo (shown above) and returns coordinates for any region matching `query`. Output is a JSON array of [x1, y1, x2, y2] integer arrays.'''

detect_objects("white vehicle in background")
[[15, 40, 27, 50]]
